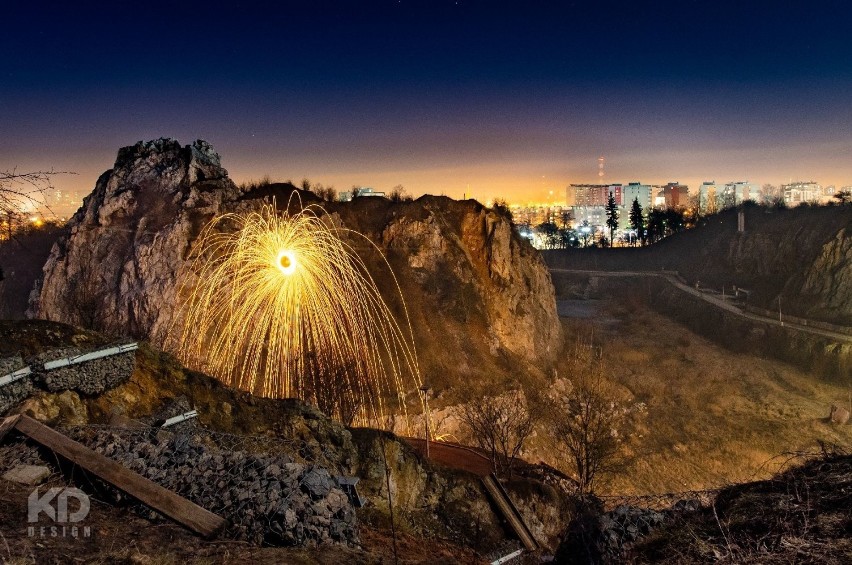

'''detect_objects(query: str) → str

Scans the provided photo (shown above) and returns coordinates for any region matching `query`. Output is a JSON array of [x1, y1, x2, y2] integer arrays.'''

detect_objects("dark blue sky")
[[3, 0, 852, 206]]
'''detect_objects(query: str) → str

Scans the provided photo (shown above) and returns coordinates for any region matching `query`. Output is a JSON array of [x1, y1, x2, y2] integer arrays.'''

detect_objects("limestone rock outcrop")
[[799, 227, 852, 324], [32, 138, 240, 340], [31, 139, 561, 393]]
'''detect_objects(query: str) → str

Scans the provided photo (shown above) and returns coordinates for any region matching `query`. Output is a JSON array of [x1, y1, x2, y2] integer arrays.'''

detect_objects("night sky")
[[3, 0, 852, 208]]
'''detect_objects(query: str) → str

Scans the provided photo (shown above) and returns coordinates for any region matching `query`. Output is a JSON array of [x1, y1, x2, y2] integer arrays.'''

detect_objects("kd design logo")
[[28, 487, 90, 523]]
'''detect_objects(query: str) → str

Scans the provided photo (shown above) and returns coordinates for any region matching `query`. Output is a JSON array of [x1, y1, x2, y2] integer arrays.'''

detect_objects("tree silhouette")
[[459, 389, 537, 478], [1, 170, 71, 230], [628, 198, 644, 246], [646, 208, 666, 243], [605, 191, 619, 247], [549, 341, 631, 496]]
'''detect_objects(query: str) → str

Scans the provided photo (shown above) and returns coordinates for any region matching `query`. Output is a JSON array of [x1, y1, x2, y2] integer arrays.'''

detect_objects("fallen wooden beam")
[[482, 473, 539, 552], [0, 415, 21, 442], [10, 415, 225, 539]]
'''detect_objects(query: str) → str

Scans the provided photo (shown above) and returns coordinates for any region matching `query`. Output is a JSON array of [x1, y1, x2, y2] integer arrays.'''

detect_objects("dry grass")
[[545, 298, 852, 496], [632, 449, 852, 563]]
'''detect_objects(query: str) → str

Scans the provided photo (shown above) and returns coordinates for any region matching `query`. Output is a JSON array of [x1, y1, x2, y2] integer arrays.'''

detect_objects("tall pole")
[[419, 385, 431, 459]]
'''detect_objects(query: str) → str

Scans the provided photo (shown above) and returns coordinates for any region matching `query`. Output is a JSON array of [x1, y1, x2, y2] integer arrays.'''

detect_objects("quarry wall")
[[29, 139, 561, 392], [551, 271, 852, 380], [544, 204, 852, 326]]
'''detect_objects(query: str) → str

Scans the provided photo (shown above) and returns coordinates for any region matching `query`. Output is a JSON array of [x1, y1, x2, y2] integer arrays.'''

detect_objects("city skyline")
[[3, 1, 852, 209]]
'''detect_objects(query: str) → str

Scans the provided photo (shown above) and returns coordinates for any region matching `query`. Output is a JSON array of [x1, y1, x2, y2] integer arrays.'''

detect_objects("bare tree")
[[550, 341, 630, 497], [1, 170, 71, 233], [312, 183, 338, 202], [458, 388, 536, 477], [759, 183, 782, 205], [0, 169, 65, 214], [388, 184, 412, 202]]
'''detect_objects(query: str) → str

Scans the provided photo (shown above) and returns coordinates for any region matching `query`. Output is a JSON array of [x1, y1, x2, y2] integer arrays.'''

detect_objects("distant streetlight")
[[419, 384, 431, 459]]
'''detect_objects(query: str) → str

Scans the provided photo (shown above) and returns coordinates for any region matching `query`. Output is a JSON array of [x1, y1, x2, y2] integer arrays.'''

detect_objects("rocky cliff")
[[31, 139, 561, 398], [544, 204, 852, 326]]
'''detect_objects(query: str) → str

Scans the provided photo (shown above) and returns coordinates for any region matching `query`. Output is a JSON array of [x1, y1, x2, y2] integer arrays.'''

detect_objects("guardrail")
[[742, 305, 852, 336]]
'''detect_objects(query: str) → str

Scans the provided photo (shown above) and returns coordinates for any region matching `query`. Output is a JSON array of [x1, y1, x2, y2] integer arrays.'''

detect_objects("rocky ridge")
[[0, 320, 573, 555], [31, 138, 561, 394]]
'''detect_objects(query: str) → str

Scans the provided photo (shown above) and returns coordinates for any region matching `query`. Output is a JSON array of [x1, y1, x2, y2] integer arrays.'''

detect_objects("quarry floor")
[[552, 294, 852, 495]]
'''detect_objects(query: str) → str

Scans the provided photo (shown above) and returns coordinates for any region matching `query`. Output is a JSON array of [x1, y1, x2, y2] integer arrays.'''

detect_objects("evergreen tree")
[[628, 197, 645, 245], [605, 191, 619, 247], [647, 208, 666, 243]]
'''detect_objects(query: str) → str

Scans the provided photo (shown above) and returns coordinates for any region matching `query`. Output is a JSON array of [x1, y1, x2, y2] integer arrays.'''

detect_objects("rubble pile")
[[597, 504, 666, 554], [0, 347, 135, 415], [72, 427, 358, 547], [32, 347, 134, 394]]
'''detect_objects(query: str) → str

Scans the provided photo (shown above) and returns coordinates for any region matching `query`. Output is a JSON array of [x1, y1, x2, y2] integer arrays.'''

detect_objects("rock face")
[[33, 139, 239, 340], [799, 228, 852, 324], [350, 428, 572, 552], [543, 204, 852, 326], [31, 139, 561, 392]]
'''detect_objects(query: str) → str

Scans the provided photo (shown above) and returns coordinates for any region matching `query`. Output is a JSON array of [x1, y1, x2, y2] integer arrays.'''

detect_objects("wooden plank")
[[13, 415, 225, 538], [0, 415, 21, 442], [491, 475, 539, 550], [482, 474, 538, 552]]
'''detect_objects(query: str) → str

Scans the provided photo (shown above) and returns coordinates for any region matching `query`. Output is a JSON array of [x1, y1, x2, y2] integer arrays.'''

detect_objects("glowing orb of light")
[[171, 198, 422, 429], [276, 250, 297, 275]]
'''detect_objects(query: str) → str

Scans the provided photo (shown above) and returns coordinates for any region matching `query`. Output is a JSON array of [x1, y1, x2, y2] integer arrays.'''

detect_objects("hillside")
[[544, 204, 852, 326], [556, 450, 852, 564], [540, 280, 852, 495], [631, 450, 852, 563], [0, 319, 573, 561]]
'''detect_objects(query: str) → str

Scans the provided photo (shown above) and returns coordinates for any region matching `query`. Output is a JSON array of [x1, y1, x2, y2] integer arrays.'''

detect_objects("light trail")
[[171, 198, 422, 428]]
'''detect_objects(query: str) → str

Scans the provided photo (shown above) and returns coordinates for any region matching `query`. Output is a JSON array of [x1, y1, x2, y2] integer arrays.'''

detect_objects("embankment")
[[550, 271, 852, 380], [544, 203, 852, 326]]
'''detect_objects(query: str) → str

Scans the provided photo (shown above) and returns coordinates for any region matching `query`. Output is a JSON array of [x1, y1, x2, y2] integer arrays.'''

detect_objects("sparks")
[[171, 198, 422, 428]]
